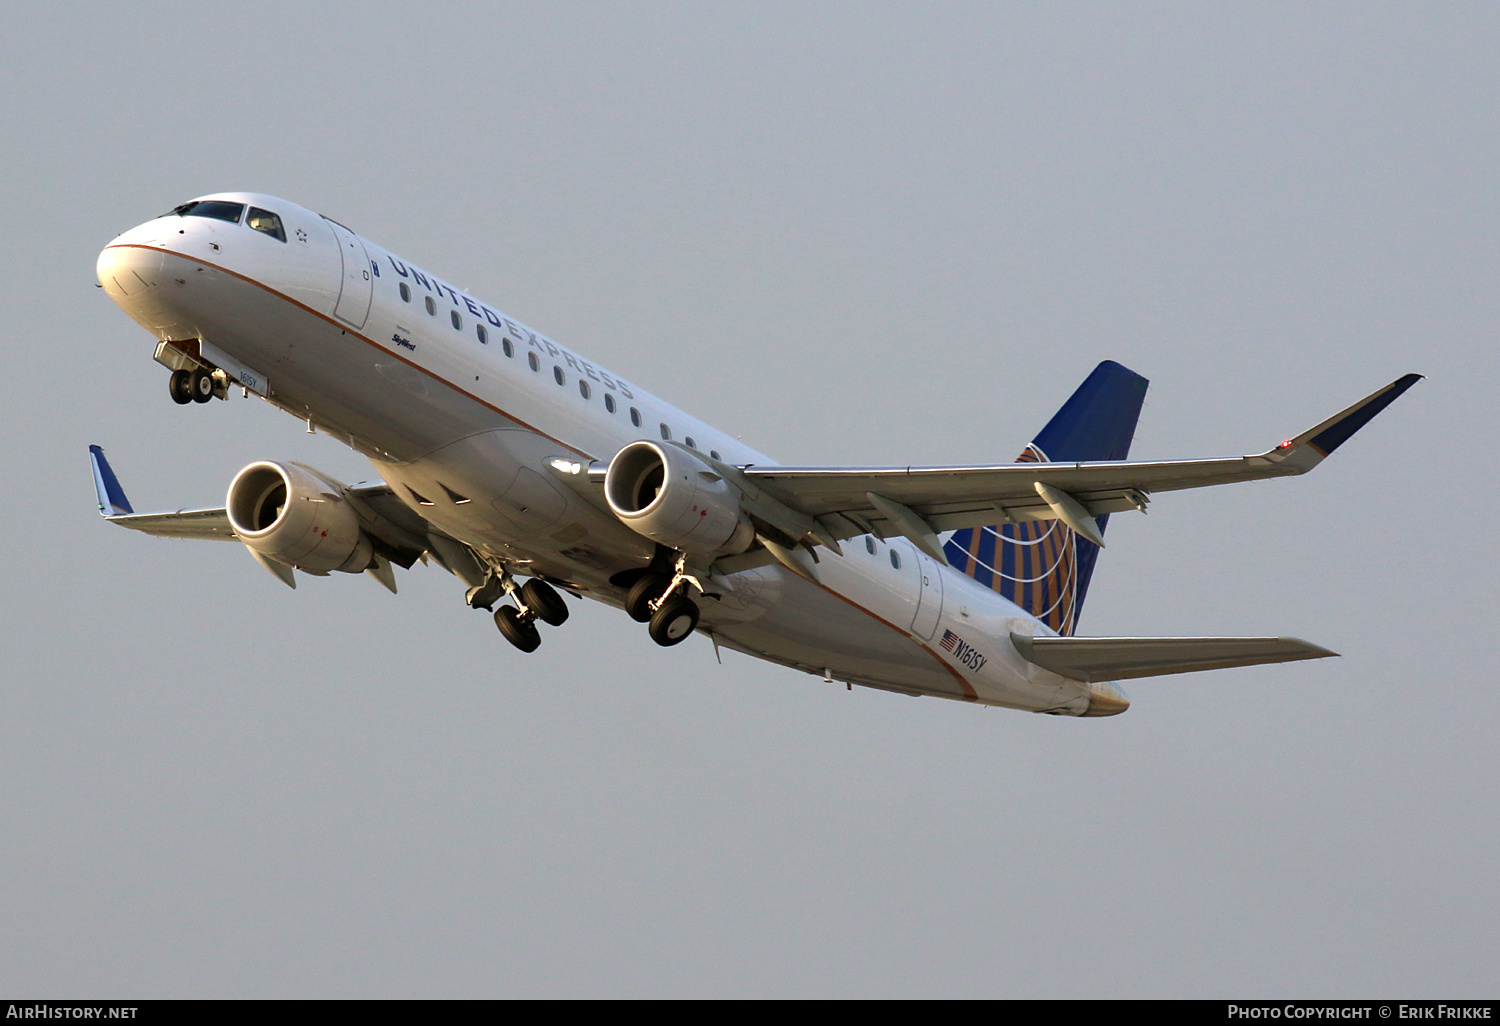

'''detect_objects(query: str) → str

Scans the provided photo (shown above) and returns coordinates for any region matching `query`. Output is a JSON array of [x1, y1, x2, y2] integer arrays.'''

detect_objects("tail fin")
[[943, 361, 1149, 635]]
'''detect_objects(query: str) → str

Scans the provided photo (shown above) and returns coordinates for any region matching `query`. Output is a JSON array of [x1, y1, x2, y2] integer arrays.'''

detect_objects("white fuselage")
[[98, 192, 1106, 714]]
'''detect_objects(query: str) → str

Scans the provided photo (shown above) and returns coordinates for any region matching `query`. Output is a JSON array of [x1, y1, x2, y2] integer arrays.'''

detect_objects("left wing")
[[734, 373, 1420, 561]]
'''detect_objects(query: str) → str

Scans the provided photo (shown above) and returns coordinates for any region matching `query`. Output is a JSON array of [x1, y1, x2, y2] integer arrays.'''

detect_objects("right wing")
[[89, 444, 236, 540]]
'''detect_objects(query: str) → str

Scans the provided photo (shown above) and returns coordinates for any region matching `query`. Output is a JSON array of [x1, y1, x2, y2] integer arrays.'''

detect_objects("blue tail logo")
[[942, 361, 1149, 636]]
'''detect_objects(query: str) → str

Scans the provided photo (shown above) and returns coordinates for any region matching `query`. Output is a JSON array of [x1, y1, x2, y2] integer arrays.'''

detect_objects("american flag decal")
[[940, 629, 959, 652]]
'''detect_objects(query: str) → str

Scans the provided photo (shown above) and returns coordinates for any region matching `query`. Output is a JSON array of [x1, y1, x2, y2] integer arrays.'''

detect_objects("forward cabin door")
[[910, 549, 944, 641], [329, 221, 373, 329]]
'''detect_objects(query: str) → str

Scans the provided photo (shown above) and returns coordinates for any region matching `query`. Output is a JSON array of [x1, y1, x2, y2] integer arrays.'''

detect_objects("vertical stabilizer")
[[943, 361, 1148, 634]]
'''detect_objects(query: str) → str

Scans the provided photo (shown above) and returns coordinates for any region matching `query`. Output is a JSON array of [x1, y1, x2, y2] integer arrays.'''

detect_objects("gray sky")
[[1, 2, 1495, 997]]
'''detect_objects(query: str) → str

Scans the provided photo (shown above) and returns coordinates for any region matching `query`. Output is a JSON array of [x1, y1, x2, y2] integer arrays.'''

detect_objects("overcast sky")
[[1, 2, 1495, 998]]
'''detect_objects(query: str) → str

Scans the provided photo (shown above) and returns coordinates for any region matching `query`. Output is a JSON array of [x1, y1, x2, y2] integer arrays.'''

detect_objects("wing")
[[89, 446, 433, 587], [734, 373, 1421, 562], [89, 444, 235, 539], [1011, 634, 1337, 682]]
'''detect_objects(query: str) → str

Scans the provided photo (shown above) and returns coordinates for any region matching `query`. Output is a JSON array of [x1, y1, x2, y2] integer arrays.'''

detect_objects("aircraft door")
[[329, 222, 373, 329], [911, 549, 944, 641]]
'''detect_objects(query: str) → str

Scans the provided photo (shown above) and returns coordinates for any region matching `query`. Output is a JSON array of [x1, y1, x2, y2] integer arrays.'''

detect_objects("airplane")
[[91, 192, 1420, 717]]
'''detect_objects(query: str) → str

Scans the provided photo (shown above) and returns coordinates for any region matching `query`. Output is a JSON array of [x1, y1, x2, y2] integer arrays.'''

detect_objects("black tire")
[[169, 369, 193, 404], [494, 605, 541, 653], [190, 368, 215, 403], [625, 573, 668, 623], [520, 578, 569, 626], [648, 596, 699, 647]]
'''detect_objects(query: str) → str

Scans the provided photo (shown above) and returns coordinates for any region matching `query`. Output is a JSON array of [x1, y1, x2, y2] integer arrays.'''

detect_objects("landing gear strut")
[[471, 567, 571, 652], [627, 554, 703, 647]]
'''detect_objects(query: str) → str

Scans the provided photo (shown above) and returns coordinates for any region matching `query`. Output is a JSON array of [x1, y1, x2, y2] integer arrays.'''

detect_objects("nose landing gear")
[[168, 366, 224, 405]]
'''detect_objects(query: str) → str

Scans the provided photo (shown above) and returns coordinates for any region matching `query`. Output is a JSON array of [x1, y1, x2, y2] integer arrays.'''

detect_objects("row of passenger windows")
[[864, 534, 903, 569], [396, 279, 722, 461]]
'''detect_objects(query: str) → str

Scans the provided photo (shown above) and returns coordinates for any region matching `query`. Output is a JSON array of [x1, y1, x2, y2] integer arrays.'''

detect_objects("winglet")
[[89, 445, 134, 516], [1270, 373, 1422, 471]]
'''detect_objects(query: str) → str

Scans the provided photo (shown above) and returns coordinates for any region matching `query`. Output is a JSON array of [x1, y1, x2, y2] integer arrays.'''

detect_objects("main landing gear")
[[468, 568, 571, 654], [169, 367, 219, 405], [623, 555, 702, 648]]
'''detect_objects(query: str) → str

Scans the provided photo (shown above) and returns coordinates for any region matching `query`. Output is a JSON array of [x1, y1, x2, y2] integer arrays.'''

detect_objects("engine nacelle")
[[604, 442, 755, 557], [226, 461, 372, 574]]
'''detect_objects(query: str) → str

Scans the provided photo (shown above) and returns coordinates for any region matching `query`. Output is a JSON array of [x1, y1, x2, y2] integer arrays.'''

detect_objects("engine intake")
[[226, 461, 372, 573], [604, 442, 755, 557]]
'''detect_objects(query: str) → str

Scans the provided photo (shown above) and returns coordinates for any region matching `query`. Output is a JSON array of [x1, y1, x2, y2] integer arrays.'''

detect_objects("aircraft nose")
[[97, 242, 164, 301]]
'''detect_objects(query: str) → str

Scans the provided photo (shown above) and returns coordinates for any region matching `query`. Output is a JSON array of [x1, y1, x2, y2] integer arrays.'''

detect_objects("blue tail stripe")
[[975, 525, 997, 589]]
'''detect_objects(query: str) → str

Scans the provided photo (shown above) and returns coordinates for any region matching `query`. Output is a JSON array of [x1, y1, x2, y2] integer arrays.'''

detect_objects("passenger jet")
[[91, 192, 1419, 716]]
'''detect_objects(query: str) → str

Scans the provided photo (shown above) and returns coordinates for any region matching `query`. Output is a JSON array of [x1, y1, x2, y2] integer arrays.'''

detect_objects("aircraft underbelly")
[[710, 572, 972, 699]]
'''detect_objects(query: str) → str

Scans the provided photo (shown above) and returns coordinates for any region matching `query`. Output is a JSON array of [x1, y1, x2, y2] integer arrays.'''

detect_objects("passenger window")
[[579, 380, 591, 400], [450, 310, 462, 330], [889, 549, 901, 569], [866, 537, 876, 555], [528, 352, 540, 372], [630, 407, 641, 427], [553, 366, 565, 386], [424, 296, 436, 316], [399, 282, 411, 302], [660, 424, 672, 441], [604, 393, 616, 414], [476, 324, 488, 344], [246, 208, 286, 241], [502, 338, 514, 358]]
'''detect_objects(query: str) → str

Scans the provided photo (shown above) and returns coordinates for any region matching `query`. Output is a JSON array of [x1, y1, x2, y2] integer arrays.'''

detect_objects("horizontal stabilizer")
[[1011, 633, 1337, 682]]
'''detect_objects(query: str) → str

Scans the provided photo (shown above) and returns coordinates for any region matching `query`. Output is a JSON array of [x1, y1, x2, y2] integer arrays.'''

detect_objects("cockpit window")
[[165, 200, 245, 223], [246, 208, 286, 242]]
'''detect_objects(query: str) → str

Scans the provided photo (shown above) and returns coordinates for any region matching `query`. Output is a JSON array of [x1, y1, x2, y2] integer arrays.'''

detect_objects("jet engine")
[[226, 461, 373, 573], [604, 441, 755, 557]]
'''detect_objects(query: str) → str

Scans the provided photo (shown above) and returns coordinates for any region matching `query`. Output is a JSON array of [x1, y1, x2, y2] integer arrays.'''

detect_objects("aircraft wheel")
[[648, 595, 699, 647], [169, 369, 194, 404], [625, 573, 668, 623], [189, 368, 215, 403], [520, 578, 569, 626], [494, 605, 541, 653]]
